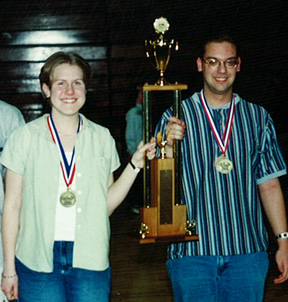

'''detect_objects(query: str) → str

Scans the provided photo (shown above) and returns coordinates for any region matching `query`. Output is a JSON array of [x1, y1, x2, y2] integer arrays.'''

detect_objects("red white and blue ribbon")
[[200, 90, 235, 154], [47, 114, 82, 188]]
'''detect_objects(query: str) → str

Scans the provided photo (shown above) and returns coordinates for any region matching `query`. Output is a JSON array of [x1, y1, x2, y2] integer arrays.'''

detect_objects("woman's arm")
[[107, 139, 156, 216], [1, 169, 23, 301]]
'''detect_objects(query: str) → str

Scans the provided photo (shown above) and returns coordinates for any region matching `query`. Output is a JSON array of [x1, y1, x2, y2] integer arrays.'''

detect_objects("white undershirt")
[[54, 151, 76, 241]]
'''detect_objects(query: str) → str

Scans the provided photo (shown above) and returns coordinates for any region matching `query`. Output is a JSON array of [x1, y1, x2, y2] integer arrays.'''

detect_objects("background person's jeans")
[[16, 241, 111, 302], [167, 252, 269, 302]]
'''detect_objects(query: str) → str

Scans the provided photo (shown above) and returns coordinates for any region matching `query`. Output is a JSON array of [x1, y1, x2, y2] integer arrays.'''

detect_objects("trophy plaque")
[[145, 17, 179, 86]]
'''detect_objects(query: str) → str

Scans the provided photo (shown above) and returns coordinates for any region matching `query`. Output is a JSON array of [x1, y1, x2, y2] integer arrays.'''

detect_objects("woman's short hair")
[[39, 52, 93, 97]]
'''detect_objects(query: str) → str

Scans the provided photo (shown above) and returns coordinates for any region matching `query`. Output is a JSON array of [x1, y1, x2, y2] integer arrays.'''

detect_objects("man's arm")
[[259, 177, 288, 283]]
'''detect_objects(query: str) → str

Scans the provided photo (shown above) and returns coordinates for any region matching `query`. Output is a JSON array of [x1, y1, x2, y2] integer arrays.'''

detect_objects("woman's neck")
[[51, 112, 80, 136], [50, 113, 80, 151]]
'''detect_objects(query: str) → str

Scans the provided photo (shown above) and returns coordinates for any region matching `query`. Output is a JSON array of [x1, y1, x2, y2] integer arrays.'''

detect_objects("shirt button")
[[77, 172, 82, 177], [77, 208, 82, 213], [77, 190, 82, 195]]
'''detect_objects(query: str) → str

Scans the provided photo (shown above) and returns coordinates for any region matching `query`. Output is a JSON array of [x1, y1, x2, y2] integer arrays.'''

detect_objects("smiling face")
[[42, 63, 86, 119], [197, 41, 241, 99]]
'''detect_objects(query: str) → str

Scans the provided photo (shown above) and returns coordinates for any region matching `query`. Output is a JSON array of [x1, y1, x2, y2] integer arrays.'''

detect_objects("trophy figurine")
[[145, 17, 178, 86]]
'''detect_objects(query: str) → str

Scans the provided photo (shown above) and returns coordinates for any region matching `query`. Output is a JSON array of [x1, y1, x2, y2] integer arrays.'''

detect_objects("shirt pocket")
[[78, 156, 112, 187]]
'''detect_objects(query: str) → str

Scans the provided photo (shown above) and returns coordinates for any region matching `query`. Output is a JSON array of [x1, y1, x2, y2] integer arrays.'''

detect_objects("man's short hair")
[[198, 34, 239, 58]]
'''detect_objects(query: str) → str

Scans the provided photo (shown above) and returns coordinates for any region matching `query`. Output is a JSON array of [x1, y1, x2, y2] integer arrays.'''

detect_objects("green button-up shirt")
[[0, 114, 120, 272]]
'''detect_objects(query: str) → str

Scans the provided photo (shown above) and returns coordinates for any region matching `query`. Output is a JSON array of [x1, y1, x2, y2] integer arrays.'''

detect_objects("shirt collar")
[[193, 92, 240, 110]]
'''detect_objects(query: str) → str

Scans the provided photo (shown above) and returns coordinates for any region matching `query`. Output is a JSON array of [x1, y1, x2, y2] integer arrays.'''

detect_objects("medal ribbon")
[[200, 90, 235, 154], [47, 114, 82, 188]]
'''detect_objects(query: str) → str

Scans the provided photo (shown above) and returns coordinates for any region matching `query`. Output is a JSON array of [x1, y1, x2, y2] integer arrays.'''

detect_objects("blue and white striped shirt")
[[155, 92, 287, 258]]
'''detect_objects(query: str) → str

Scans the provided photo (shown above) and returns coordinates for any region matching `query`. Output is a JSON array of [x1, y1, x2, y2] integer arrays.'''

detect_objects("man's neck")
[[203, 89, 233, 108]]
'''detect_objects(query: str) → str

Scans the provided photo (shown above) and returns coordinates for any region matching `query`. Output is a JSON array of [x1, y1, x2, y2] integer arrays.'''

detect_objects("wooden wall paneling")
[[0, 1, 106, 15], [0, 14, 104, 31], [0, 60, 108, 80], [0, 30, 107, 45], [0, 79, 40, 94], [0, 0, 110, 123], [0, 0, 286, 151], [0, 45, 107, 60], [110, 58, 148, 76], [0, 13, 109, 121]]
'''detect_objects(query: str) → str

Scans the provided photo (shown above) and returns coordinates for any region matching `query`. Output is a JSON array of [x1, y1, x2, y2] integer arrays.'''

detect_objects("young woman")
[[0, 52, 155, 302]]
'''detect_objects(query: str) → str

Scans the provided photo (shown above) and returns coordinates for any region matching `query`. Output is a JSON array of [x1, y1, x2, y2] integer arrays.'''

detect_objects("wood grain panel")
[[0, 46, 107, 61], [0, 30, 108, 45], [0, 61, 108, 79], [0, 77, 108, 94], [0, 1, 106, 14], [0, 14, 107, 31], [0, 0, 286, 147]]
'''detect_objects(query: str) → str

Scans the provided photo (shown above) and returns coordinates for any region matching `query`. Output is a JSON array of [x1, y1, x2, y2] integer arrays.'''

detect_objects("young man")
[[155, 36, 288, 302]]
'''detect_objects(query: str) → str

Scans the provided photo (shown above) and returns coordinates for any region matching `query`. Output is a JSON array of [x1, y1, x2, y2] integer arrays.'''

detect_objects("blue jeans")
[[16, 241, 111, 302], [166, 252, 269, 302]]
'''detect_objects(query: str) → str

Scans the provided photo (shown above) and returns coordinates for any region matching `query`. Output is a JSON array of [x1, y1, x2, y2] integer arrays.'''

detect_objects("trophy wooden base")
[[134, 158, 199, 244], [136, 206, 199, 244], [138, 235, 199, 244]]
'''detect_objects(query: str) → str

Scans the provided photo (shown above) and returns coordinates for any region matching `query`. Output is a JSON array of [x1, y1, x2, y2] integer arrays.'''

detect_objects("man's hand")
[[274, 243, 288, 283], [165, 116, 186, 146]]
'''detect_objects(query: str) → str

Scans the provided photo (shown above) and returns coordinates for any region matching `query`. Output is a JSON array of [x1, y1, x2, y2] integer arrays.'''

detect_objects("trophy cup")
[[145, 17, 178, 86], [137, 20, 199, 243]]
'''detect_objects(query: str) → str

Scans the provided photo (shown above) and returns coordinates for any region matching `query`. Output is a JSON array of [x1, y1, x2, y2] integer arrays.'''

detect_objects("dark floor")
[[109, 202, 288, 302]]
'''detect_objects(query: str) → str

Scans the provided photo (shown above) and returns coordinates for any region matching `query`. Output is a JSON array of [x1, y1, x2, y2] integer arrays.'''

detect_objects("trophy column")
[[139, 84, 199, 243]]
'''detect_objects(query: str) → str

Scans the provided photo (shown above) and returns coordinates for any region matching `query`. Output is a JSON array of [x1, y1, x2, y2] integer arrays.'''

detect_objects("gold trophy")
[[145, 17, 178, 86], [136, 17, 199, 244]]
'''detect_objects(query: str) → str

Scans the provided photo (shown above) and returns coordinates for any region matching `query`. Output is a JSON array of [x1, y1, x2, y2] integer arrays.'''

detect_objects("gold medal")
[[215, 154, 233, 174], [200, 91, 236, 174], [60, 188, 76, 207], [48, 115, 82, 208]]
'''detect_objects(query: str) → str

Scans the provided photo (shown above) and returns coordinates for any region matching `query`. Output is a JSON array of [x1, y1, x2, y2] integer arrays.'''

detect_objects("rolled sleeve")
[[256, 115, 287, 184]]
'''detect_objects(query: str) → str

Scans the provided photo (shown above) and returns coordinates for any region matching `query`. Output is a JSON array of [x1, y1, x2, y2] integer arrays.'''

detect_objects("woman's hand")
[[1, 273, 19, 301], [130, 137, 156, 169]]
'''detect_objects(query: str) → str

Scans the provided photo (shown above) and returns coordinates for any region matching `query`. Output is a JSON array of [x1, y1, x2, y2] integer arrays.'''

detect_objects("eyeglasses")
[[202, 58, 238, 70]]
